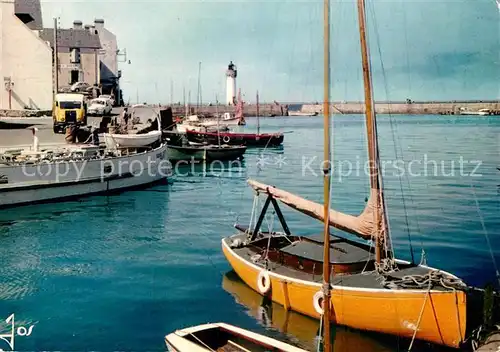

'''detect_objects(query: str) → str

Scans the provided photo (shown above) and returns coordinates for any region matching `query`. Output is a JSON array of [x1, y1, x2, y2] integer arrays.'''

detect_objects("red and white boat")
[[186, 91, 284, 147], [185, 129, 283, 147]]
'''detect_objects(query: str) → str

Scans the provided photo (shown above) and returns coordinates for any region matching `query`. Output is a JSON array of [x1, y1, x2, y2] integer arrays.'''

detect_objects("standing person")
[[118, 107, 130, 133]]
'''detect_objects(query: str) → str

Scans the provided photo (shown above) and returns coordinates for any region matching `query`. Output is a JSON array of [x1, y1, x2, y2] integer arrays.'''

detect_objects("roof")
[[15, 0, 43, 30], [39, 28, 101, 49]]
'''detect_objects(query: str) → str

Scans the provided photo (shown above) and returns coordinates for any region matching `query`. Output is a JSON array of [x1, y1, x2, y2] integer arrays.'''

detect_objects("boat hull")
[[0, 144, 170, 208], [186, 130, 284, 147], [222, 237, 468, 349], [102, 130, 161, 148], [167, 145, 205, 162], [165, 322, 307, 352], [288, 111, 318, 117], [199, 117, 243, 127], [205, 146, 246, 160], [167, 145, 246, 162]]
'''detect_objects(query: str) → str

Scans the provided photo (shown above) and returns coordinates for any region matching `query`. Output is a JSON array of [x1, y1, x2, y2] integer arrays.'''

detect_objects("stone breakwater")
[[171, 101, 500, 116], [0, 109, 51, 117]]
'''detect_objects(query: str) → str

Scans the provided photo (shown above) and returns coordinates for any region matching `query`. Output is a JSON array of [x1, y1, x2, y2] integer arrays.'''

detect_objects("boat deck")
[[282, 236, 373, 264], [224, 234, 456, 291]]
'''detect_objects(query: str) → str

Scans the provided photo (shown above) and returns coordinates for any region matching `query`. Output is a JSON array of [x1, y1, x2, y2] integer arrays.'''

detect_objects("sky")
[[40, 0, 499, 104]]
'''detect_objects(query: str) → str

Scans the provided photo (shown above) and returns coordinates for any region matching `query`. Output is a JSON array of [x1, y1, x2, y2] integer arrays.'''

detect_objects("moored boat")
[[220, 0, 499, 348], [0, 109, 171, 208], [186, 130, 284, 147], [198, 112, 244, 127], [164, 322, 307, 352], [221, 271, 395, 351], [459, 107, 492, 116], [186, 91, 284, 147], [103, 130, 161, 148], [167, 144, 246, 162], [288, 111, 319, 117], [0, 142, 170, 209]]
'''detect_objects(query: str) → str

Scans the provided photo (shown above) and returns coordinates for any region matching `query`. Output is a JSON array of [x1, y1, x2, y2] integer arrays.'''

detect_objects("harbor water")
[[0, 115, 498, 351]]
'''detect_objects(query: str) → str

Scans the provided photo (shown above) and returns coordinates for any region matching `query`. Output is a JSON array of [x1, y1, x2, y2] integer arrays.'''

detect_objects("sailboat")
[[165, 0, 339, 350], [186, 91, 285, 147], [221, 0, 497, 350]]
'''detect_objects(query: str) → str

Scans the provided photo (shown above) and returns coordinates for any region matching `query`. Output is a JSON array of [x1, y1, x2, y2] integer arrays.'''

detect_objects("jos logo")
[[0, 314, 35, 351]]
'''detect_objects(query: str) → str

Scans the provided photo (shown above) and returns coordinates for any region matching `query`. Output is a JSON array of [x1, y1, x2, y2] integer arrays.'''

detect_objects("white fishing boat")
[[102, 105, 163, 148], [0, 129, 171, 209], [198, 112, 242, 127], [0, 144, 170, 208], [164, 322, 307, 352], [459, 107, 492, 116], [175, 116, 209, 133], [102, 130, 161, 149], [288, 110, 318, 117], [175, 115, 231, 133]]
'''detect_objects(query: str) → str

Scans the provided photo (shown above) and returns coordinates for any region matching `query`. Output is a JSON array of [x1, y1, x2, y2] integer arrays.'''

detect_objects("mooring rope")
[[408, 278, 432, 351]]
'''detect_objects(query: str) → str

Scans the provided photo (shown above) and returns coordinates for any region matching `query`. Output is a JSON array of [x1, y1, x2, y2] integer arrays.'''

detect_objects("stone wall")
[[0, 109, 51, 117], [171, 101, 500, 117]]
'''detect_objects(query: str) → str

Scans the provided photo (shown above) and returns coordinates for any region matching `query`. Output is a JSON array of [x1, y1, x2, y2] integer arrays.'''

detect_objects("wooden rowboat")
[[165, 322, 307, 352]]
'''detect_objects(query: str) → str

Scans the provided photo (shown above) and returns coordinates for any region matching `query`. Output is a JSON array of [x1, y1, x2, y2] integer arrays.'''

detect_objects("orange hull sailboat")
[[220, 0, 496, 349], [223, 216, 468, 348]]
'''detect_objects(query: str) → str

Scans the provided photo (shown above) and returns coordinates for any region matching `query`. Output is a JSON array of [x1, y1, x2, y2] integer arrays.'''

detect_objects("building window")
[[70, 48, 80, 63]]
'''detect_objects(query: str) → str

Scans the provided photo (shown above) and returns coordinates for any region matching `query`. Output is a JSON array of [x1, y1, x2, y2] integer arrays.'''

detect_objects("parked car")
[[87, 98, 112, 116], [70, 82, 91, 92], [99, 94, 115, 106]]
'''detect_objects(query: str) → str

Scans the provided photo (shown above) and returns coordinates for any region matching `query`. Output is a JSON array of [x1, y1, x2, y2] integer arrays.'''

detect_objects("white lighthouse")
[[225, 61, 237, 105]]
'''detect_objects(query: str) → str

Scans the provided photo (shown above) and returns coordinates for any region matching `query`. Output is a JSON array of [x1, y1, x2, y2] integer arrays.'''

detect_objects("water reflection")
[[222, 271, 454, 352]]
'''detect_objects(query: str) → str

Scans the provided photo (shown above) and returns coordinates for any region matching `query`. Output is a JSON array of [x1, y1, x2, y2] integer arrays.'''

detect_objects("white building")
[[93, 19, 122, 105], [0, 0, 52, 110]]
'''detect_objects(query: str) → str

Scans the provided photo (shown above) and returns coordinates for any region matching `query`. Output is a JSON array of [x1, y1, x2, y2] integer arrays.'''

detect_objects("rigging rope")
[[316, 312, 324, 352], [471, 184, 500, 287], [379, 270, 467, 291], [367, 1, 416, 263]]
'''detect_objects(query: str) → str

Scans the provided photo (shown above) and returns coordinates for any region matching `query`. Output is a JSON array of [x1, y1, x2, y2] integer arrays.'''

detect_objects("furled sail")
[[248, 179, 385, 241]]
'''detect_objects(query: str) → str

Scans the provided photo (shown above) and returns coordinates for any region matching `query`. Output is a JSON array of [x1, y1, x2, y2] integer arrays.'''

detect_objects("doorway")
[[71, 70, 79, 84]]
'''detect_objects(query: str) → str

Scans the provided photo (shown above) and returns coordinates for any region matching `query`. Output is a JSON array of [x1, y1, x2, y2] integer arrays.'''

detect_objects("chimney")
[[73, 20, 83, 30], [85, 24, 96, 34], [94, 19, 104, 32]]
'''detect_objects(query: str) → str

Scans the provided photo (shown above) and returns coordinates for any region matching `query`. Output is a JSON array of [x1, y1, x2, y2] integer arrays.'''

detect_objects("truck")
[[52, 93, 87, 133]]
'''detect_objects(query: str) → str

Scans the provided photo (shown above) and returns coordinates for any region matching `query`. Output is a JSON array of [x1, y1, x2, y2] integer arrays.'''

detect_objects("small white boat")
[[288, 110, 318, 116], [164, 322, 307, 352], [459, 107, 492, 116], [102, 130, 161, 149], [199, 112, 243, 127]]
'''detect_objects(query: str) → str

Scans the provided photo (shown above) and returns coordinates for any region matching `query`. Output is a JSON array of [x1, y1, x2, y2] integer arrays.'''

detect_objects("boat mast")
[[356, 0, 384, 263], [197, 61, 201, 113], [216, 95, 221, 147], [256, 91, 260, 135], [322, 0, 332, 349]]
